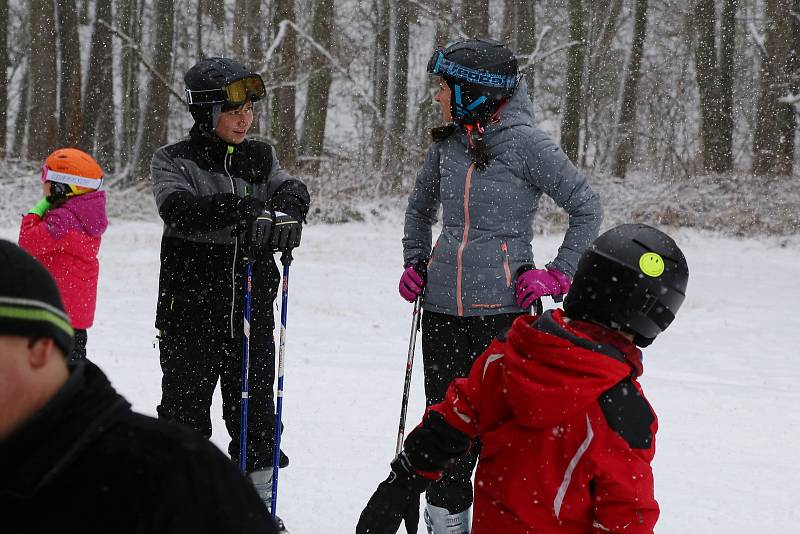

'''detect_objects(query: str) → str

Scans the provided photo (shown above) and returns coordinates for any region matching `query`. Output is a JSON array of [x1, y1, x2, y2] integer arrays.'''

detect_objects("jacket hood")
[[502, 309, 642, 428], [482, 77, 536, 143], [494, 77, 536, 129], [45, 190, 108, 240], [0, 361, 129, 497]]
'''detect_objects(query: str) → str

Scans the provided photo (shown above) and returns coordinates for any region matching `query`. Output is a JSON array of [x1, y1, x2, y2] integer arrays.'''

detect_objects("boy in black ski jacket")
[[151, 58, 309, 511]]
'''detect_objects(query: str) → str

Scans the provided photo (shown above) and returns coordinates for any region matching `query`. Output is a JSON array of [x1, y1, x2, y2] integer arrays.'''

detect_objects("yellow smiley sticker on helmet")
[[639, 252, 665, 277]]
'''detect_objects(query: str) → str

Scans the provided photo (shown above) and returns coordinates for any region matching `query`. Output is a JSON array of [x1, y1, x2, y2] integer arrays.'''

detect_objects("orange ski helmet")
[[41, 148, 104, 197]]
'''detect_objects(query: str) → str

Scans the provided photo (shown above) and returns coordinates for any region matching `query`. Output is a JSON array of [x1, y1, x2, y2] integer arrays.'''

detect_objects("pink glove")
[[514, 267, 571, 309], [398, 264, 426, 302]]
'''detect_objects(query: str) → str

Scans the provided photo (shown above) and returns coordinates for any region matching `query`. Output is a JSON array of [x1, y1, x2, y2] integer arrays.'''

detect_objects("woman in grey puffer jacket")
[[398, 39, 603, 534]]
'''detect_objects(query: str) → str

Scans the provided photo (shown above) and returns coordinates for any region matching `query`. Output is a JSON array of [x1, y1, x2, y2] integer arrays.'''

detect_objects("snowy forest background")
[[0, 0, 798, 234]]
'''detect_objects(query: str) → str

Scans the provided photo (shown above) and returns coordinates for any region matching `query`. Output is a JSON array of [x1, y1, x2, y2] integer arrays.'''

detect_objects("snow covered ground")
[[1, 219, 799, 533]]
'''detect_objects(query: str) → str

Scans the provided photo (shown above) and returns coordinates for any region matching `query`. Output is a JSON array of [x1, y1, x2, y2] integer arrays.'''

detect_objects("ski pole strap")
[[532, 298, 544, 316]]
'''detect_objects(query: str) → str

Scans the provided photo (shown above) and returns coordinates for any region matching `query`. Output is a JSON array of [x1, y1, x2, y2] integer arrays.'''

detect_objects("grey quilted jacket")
[[403, 78, 602, 317]]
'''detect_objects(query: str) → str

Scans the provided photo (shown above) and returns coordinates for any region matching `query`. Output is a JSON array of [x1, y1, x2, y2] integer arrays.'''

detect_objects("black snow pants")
[[157, 328, 279, 473], [421, 310, 525, 513], [69, 329, 88, 361]]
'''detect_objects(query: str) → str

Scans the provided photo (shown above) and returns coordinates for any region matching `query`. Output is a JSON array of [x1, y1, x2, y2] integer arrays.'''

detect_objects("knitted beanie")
[[0, 239, 74, 355]]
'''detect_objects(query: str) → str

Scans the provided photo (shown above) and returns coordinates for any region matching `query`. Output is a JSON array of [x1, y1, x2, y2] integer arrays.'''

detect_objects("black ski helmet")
[[564, 224, 689, 347], [427, 38, 521, 125], [184, 57, 266, 130]]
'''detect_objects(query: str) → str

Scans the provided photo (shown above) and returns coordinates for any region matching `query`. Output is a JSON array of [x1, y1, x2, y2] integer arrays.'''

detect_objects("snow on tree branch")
[[260, 19, 381, 117], [518, 26, 582, 72], [96, 19, 185, 104], [746, 21, 767, 58]]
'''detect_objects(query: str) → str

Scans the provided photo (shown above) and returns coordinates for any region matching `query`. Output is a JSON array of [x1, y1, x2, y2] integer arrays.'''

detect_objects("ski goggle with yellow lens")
[[185, 75, 266, 107]]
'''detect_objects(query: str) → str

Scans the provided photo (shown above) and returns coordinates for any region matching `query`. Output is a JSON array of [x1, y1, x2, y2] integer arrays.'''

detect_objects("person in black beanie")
[[0, 239, 279, 534], [151, 57, 309, 527]]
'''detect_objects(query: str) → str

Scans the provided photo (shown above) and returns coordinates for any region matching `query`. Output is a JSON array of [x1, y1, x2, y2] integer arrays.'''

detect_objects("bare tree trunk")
[[612, 0, 649, 178], [694, 0, 737, 172], [753, 0, 798, 175], [247, 0, 265, 135], [501, 0, 514, 45], [82, 0, 115, 170], [514, 0, 536, 94], [232, 0, 247, 60], [117, 0, 143, 174], [579, 0, 622, 167], [461, 0, 489, 37], [373, 0, 389, 163], [79, 0, 90, 24], [432, 0, 452, 48], [135, 0, 174, 178], [380, 0, 409, 185], [206, 0, 225, 31], [0, 0, 7, 155], [561, 0, 585, 163], [300, 0, 334, 175], [57, 0, 82, 147], [271, 0, 298, 167], [12, 60, 30, 155], [195, 0, 202, 57], [28, 0, 58, 160]]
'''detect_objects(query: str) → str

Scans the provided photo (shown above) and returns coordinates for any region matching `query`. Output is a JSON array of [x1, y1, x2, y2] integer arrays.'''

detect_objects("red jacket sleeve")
[[590, 403, 659, 533], [18, 214, 65, 256], [401, 339, 510, 476], [429, 338, 509, 438]]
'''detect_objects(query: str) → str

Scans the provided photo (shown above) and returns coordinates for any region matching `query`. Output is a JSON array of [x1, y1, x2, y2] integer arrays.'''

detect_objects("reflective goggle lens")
[[225, 76, 266, 105], [427, 50, 445, 75]]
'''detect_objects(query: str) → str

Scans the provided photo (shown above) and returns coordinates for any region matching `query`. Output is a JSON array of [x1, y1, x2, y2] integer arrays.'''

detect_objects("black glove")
[[272, 180, 311, 222], [356, 453, 430, 534], [228, 196, 266, 238], [46, 182, 72, 203], [270, 212, 302, 251], [249, 210, 274, 251], [235, 196, 265, 223]]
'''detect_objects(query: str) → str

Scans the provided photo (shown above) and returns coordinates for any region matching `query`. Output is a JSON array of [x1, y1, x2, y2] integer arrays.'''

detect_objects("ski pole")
[[239, 249, 254, 474], [271, 249, 292, 517], [396, 295, 423, 455]]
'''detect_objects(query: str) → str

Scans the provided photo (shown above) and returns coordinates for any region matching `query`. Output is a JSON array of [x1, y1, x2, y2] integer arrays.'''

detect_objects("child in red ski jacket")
[[18, 148, 108, 360], [358, 224, 689, 534]]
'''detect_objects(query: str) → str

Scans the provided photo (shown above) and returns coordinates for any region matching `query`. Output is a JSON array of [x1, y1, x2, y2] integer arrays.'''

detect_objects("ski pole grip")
[[280, 249, 293, 266]]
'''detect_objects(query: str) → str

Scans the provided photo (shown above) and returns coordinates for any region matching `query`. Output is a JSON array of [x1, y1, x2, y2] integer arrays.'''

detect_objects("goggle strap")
[[185, 87, 227, 105], [432, 55, 520, 91], [42, 168, 103, 190]]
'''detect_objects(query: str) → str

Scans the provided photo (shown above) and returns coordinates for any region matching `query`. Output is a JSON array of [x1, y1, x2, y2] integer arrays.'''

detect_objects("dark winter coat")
[[151, 125, 309, 338], [412, 310, 659, 533], [403, 78, 602, 317], [0, 361, 278, 534]]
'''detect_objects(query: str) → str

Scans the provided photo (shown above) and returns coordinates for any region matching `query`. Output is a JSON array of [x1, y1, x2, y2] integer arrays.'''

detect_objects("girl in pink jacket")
[[18, 148, 108, 360]]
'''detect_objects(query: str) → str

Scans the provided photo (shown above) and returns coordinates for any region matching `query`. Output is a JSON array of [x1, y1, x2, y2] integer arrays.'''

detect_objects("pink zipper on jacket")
[[456, 163, 476, 317]]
